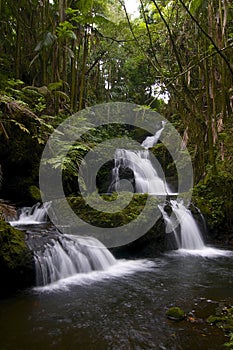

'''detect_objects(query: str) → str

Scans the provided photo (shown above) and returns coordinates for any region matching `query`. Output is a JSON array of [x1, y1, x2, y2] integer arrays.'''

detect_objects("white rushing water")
[[170, 200, 205, 250], [9, 121, 228, 290], [112, 149, 170, 194], [10, 200, 156, 288], [108, 122, 212, 252], [141, 121, 166, 149], [32, 235, 116, 286], [158, 204, 181, 246], [34, 259, 156, 292], [109, 122, 172, 195], [109, 123, 228, 255], [159, 200, 232, 256], [10, 202, 50, 225]]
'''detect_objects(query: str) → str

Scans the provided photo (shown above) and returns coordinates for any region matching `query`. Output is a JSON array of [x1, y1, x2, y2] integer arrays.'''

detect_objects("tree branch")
[[178, 0, 233, 76], [118, 0, 161, 73], [152, 0, 183, 73]]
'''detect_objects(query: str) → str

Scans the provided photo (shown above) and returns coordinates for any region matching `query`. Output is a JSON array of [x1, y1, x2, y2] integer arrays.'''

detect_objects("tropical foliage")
[[0, 0, 232, 231]]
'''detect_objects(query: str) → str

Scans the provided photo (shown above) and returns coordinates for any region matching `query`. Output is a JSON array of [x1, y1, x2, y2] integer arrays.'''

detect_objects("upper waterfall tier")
[[141, 121, 166, 149], [110, 148, 171, 195]]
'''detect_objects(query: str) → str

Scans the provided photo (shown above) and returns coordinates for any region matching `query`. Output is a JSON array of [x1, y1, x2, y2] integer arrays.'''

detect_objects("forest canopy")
[[0, 0, 232, 231]]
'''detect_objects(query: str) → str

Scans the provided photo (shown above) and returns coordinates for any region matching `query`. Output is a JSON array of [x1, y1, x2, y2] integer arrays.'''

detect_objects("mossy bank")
[[55, 193, 169, 257], [0, 221, 35, 296]]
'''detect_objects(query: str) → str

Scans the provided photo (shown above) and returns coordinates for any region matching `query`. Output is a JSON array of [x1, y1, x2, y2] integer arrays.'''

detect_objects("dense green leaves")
[[35, 32, 57, 52], [189, 0, 207, 15], [0, 0, 232, 229]]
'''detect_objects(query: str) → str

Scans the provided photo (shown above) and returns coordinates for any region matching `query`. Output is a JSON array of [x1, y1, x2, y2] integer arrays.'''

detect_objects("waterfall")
[[159, 202, 205, 250], [141, 121, 166, 149], [10, 202, 117, 286], [110, 149, 169, 194], [109, 122, 171, 195], [9, 201, 118, 286], [158, 204, 181, 248], [109, 121, 207, 251], [170, 200, 205, 250], [9, 202, 50, 226], [28, 234, 116, 286], [9, 120, 208, 289]]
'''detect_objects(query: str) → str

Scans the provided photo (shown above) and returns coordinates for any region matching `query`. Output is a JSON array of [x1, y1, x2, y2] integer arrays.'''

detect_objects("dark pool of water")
[[1, 246, 233, 350]]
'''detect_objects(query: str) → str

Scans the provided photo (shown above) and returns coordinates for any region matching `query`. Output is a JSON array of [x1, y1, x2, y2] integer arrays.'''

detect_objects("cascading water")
[[170, 200, 205, 250], [10, 202, 50, 226], [109, 122, 171, 195], [28, 234, 116, 286], [158, 204, 181, 248], [141, 121, 166, 149], [110, 149, 169, 194], [109, 122, 207, 251], [9, 122, 209, 289], [9, 202, 117, 286], [158, 201, 205, 250]]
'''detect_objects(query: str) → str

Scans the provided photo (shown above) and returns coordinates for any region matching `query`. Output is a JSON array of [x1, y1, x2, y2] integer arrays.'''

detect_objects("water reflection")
[[0, 251, 233, 350]]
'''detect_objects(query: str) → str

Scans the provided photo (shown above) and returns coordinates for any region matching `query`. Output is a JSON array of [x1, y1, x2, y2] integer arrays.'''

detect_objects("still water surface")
[[0, 241, 233, 349]]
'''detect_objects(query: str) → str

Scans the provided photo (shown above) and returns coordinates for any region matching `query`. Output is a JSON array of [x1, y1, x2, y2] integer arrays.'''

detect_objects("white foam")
[[9, 202, 50, 226], [9, 220, 46, 226], [171, 247, 233, 258], [33, 259, 156, 292]]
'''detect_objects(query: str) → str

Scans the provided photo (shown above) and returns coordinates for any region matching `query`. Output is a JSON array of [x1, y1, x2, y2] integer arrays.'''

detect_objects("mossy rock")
[[192, 173, 233, 235], [53, 193, 167, 257], [29, 185, 41, 201], [68, 192, 152, 228], [0, 220, 35, 296], [207, 305, 233, 348], [166, 307, 185, 321], [207, 315, 225, 325]]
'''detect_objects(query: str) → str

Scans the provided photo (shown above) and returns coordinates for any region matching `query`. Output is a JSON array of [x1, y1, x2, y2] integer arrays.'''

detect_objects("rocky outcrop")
[[0, 220, 35, 296]]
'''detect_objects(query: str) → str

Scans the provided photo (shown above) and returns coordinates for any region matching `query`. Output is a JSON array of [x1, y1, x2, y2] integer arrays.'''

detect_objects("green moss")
[[207, 315, 226, 325], [192, 172, 233, 233], [166, 307, 185, 321], [67, 192, 158, 228], [52, 192, 166, 256], [29, 185, 41, 201], [0, 220, 35, 294], [207, 305, 233, 349]]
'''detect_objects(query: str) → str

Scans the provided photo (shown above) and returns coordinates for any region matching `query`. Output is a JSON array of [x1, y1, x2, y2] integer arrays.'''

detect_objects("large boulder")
[[0, 221, 35, 296], [66, 193, 167, 258]]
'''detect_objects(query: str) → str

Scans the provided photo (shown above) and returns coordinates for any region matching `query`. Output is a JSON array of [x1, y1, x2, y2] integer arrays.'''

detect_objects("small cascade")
[[158, 204, 181, 248], [110, 149, 169, 194], [141, 121, 166, 149], [169, 200, 205, 250], [108, 121, 207, 252], [10, 202, 50, 226], [10, 202, 117, 286], [109, 122, 171, 195], [191, 203, 208, 239], [28, 234, 116, 286]]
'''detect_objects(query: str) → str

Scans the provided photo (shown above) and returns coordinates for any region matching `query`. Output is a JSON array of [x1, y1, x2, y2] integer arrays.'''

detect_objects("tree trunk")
[[78, 30, 88, 110]]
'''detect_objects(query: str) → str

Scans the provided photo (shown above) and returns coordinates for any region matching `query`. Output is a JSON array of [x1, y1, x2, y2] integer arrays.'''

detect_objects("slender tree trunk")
[[70, 41, 79, 112], [205, 56, 217, 174], [15, 9, 21, 79], [41, 1, 47, 85], [78, 30, 88, 110], [58, 0, 67, 86]]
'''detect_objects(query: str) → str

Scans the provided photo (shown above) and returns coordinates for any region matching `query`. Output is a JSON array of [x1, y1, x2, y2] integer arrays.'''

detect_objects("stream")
[[1, 121, 233, 350], [0, 223, 233, 350]]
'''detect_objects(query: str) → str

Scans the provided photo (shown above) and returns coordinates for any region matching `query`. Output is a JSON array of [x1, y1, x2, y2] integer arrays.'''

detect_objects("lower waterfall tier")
[[27, 233, 116, 286]]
